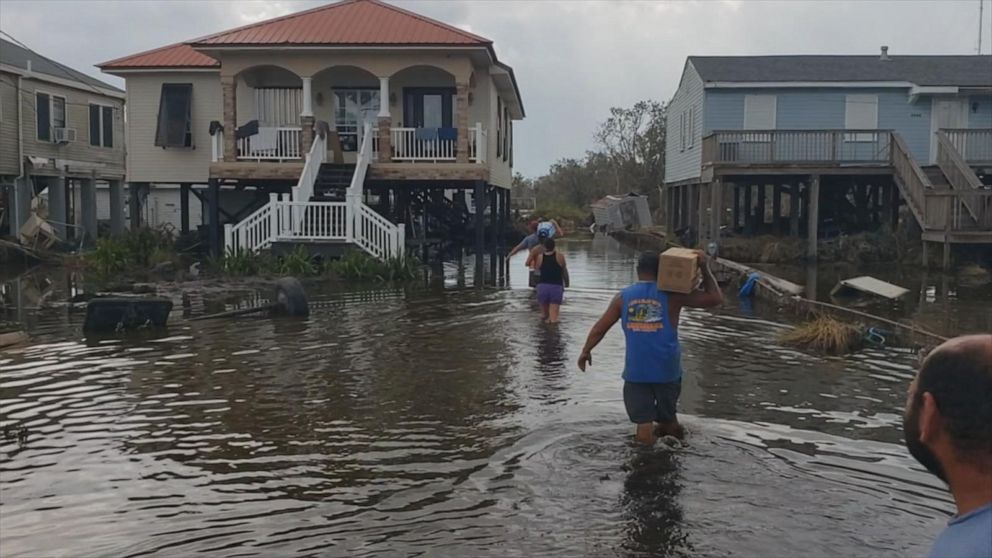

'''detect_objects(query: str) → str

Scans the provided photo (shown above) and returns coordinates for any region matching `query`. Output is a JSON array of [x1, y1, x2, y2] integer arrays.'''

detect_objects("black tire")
[[273, 277, 309, 317]]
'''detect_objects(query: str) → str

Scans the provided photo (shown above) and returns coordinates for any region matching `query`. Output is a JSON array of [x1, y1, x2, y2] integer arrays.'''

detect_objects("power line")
[[0, 30, 118, 99]]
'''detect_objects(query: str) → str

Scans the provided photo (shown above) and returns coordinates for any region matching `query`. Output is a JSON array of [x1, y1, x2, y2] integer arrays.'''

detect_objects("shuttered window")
[[36, 92, 50, 141], [155, 83, 193, 148], [844, 94, 878, 141], [89, 104, 114, 147], [743, 95, 776, 130]]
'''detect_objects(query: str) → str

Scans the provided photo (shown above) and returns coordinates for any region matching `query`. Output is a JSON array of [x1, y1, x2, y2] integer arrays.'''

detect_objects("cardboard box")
[[657, 247, 699, 293]]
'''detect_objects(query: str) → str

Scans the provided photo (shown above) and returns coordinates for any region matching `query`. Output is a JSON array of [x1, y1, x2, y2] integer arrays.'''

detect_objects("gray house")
[[664, 50, 992, 261], [1, 37, 127, 243]]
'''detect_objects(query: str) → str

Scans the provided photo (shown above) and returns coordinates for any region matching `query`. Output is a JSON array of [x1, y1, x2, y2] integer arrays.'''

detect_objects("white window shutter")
[[844, 95, 878, 130], [744, 95, 776, 130]]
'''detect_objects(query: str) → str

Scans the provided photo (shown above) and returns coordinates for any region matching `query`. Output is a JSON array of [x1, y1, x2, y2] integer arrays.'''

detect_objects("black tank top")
[[539, 251, 564, 285]]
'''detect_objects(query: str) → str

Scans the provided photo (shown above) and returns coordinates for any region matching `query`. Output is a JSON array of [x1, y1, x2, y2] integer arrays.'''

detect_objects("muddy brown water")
[[1, 235, 984, 557]]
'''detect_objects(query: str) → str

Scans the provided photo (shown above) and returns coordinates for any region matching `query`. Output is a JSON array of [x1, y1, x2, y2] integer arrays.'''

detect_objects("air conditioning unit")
[[54, 127, 76, 144]]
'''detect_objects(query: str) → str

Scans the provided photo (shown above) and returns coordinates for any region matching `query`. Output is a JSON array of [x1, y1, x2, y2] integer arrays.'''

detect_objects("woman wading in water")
[[532, 238, 569, 323]]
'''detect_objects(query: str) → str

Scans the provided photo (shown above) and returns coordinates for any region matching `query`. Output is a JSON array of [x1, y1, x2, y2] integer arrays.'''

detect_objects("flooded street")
[[0, 236, 973, 557]]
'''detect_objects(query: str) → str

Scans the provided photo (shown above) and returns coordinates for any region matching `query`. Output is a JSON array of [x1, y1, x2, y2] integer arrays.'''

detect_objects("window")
[[36, 92, 66, 142], [89, 104, 114, 147], [509, 120, 514, 167], [743, 95, 776, 130], [334, 88, 379, 151], [687, 106, 695, 148], [844, 94, 878, 142], [503, 106, 509, 162], [679, 111, 686, 151], [155, 83, 193, 148]]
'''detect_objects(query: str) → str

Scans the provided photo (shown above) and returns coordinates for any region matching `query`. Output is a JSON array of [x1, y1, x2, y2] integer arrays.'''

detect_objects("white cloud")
[[1, 0, 986, 177]]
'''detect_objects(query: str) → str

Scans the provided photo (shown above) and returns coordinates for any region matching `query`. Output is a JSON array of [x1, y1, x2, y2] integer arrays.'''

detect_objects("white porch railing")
[[391, 128, 456, 162], [355, 203, 405, 260], [236, 126, 303, 161]]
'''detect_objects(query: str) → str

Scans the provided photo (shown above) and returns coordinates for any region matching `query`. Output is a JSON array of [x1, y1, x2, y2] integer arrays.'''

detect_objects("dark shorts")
[[536, 283, 564, 305], [623, 381, 681, 424]]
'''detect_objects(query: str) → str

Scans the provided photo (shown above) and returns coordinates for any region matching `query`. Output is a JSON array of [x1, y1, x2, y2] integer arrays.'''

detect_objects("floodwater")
[[0, 235, 974, 557]]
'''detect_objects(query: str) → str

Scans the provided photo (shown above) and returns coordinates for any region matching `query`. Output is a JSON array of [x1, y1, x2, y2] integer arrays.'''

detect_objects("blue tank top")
[[620, 281, 682, 383]]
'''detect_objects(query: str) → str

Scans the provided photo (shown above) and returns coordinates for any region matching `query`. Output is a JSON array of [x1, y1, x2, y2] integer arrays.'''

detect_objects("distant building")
[[1, 37, 126, 242], [663, 50, 992, 261]]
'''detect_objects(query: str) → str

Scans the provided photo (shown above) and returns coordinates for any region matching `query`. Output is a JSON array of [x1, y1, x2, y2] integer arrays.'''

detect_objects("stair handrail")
[[288, 128, 326, 236], [349, 120, 374, 196], [889, 132, 932, 225], [936, 130, 983, 223], [223, 193, 280, 255], [354, 202, 405, 260]]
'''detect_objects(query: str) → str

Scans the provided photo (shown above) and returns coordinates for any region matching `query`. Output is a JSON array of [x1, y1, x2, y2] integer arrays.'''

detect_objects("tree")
[[594, 100, 667, 198]]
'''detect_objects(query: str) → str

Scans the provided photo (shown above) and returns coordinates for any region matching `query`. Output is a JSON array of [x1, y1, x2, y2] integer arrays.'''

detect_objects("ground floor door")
[[930, 98, 969, 163]]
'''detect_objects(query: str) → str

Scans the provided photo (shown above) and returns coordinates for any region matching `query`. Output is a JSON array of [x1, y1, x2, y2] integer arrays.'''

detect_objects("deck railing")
[[391, 128, 456, 162], [236, 126, 303, 161], [891, 133, 931, 225], [923, 190, 992, 231], [936, 130, 984, 224], [702, 129, 892, 165], [940, 128, 992, 165]]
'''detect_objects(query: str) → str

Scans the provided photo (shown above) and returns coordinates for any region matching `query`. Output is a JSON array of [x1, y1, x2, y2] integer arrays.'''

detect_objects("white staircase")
[[224, 122, 405, 259]]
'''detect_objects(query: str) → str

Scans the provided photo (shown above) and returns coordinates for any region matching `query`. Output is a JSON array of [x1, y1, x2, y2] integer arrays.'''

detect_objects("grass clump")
[[779, 315, 863, 355], [86, 228, 178, 276], [326, 251, 420, 283]]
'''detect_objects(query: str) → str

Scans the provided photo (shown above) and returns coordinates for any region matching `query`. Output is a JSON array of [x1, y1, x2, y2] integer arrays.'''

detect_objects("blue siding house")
[[663, 50, 992, 259]]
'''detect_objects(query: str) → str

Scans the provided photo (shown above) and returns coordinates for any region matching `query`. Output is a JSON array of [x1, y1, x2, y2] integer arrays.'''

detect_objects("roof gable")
[[690, 55, 992, 87], [1, 37, 123, 92], [99, 43, 218, 70], [190, 0, 491, 47]]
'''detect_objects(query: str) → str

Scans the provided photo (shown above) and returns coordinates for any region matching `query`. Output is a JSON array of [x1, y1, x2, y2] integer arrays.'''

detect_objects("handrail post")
[[397, 223, 406, 259], [223, 223, 233, 255], [269, 193, 279, 242]]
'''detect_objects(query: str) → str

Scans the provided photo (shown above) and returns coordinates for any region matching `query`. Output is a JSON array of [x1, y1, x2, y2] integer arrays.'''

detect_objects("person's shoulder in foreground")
[[902, 333, 992, 558], [929, 503, 992, 558]]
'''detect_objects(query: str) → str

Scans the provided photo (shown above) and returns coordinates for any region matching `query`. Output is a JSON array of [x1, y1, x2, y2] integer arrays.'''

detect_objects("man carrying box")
[[577, 249, 723, 445]]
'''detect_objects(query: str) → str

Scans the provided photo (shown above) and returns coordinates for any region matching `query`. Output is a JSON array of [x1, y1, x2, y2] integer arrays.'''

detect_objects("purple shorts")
[[536, 283, 564, 306]]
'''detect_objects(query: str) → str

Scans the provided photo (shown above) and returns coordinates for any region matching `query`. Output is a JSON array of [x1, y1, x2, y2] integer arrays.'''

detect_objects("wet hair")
[[543, 238, 556, 251], [915, 337, 992, 462], [637, 251, 660, 277]]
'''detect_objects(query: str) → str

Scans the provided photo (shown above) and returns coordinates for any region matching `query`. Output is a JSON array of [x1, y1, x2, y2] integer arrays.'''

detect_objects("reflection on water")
[[0, 236, 963, 557]]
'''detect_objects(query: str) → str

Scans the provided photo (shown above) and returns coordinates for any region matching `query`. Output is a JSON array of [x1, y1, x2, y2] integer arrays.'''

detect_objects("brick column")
[[455, 81, 470, 163], [377, 116, 392, 162], [222, 75, 237, 161], [300, 115, 315, 156]]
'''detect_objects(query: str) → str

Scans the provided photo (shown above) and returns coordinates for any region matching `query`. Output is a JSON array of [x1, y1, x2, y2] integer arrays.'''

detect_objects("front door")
[[403, 88, 454, 128], [930, 98, 969, 163]]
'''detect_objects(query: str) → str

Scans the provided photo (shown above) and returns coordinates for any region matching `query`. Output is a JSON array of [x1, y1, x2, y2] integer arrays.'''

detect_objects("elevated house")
[[664, 50, 992, 265], [1, 37, 126, 243], [99, 0, 523, 263]]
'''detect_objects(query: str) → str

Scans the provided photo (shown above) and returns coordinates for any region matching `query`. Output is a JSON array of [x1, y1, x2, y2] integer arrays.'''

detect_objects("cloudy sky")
[[2, 0, 989, 177]]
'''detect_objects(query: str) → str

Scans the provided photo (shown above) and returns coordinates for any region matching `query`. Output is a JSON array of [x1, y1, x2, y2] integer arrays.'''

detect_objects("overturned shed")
[[592, 194, 652, 231]]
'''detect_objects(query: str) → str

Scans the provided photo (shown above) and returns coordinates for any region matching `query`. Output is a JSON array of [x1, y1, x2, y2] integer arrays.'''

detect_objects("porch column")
[[743, 184, 754, 235], [13, 175, 32, 237], [807, 175, 820, 260], [300, 76, 315, 156], [710, 179, 722, 244], [755, 184, 766, 234], [108, 179, 124, 236], [208, 178, 221, 257], [732, 184, 740, 232], [377, 76, 392, 163], [474, 181, 486, 286], [789, 183, 800, 237], [772, 184, 783, 235], [456, 81, 470, 164], [49, 175, 68, 239], [79, 175, 98, 245], [128, 182, 147, 231], [222, 75, 237, 161]]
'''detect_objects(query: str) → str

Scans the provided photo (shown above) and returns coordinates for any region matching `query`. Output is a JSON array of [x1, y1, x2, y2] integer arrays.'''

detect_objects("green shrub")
[[327, 251, 420, 283], [275, 245, 317, 277], [88, 237, 130, 276], [85, 227, 178, 277], [222, 248, 262, 276], [533, 201, 591, 224]]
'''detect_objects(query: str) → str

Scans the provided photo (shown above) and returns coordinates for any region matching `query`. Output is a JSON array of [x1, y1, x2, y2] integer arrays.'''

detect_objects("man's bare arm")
[[675, 253, 724, 309], [508, 240, 527, 257], [578, 295, 622, 371], [558, 252, 570, 288]]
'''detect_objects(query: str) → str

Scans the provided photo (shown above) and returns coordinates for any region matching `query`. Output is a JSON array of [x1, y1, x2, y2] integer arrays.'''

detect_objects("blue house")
[[663, 50, 992, 260]]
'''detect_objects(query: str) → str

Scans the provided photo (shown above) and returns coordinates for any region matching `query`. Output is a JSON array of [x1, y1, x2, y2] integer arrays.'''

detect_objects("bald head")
[[915, 334, 992, 462]]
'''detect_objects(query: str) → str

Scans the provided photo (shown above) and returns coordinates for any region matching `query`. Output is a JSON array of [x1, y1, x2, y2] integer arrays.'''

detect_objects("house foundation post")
[[12, 175, 32, 237], [180, 183, 191, 234], [109, 179, 124, 236], [208, 178, 221, 257], [755, 183, 766, 234], [772, 184, 783, 235], [473, 181, 486, 285], [80, 175, 98, 245], [49, 175, 68, 240], [790, 183, 801, 237], [743, 184, 753, 235], [807, 175, 820, 261]]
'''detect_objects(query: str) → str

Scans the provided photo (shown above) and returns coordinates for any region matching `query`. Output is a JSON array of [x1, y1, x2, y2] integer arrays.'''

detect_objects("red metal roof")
[[191, 0, 491, 46], [99, 43, 218, 70]]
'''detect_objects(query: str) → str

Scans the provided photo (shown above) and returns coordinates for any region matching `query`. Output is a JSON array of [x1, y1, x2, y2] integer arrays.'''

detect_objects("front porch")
[[209, 62, 490, 174]]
